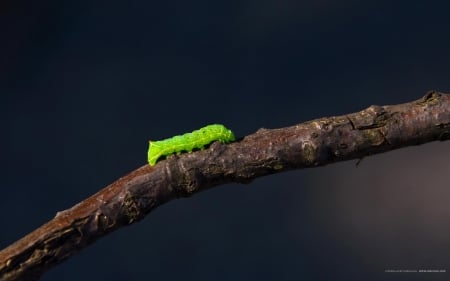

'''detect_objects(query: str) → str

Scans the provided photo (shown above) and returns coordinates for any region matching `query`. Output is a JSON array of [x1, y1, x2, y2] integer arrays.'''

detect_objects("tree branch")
[[1, 91, 449, 281]]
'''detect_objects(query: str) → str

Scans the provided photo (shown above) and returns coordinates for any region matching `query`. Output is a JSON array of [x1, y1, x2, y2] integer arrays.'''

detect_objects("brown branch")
[[1, 91, 449, 281]]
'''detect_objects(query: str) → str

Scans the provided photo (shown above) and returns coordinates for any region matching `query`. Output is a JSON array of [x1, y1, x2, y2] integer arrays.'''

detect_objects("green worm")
[[148, 124, 235, 166]]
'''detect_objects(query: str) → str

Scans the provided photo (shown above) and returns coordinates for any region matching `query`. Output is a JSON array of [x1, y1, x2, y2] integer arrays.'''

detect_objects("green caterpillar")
[[148, 124, 235, 166]]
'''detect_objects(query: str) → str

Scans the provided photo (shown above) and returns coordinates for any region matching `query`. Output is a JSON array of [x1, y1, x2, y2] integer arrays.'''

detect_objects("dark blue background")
[[2, 1, 450, 280]]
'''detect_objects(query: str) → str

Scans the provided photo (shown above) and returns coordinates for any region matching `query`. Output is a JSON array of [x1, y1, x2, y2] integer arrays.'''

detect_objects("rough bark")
[[1, 91, 449, 281]]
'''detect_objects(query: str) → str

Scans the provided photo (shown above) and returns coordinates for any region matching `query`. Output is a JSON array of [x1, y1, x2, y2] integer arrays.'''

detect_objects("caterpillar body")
[[147, 124, 235, 166]]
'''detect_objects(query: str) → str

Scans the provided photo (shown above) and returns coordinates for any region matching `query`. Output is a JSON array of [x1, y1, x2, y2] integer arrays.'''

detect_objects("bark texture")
[[1, 91, 449, 281]]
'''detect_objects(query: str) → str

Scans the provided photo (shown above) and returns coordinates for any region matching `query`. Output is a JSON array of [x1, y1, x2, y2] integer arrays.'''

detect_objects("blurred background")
[[2, 0, 450, 280]]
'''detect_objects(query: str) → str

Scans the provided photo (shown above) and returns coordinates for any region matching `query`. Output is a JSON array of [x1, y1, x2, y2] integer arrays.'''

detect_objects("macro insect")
[[147, 124, 235, 166]]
